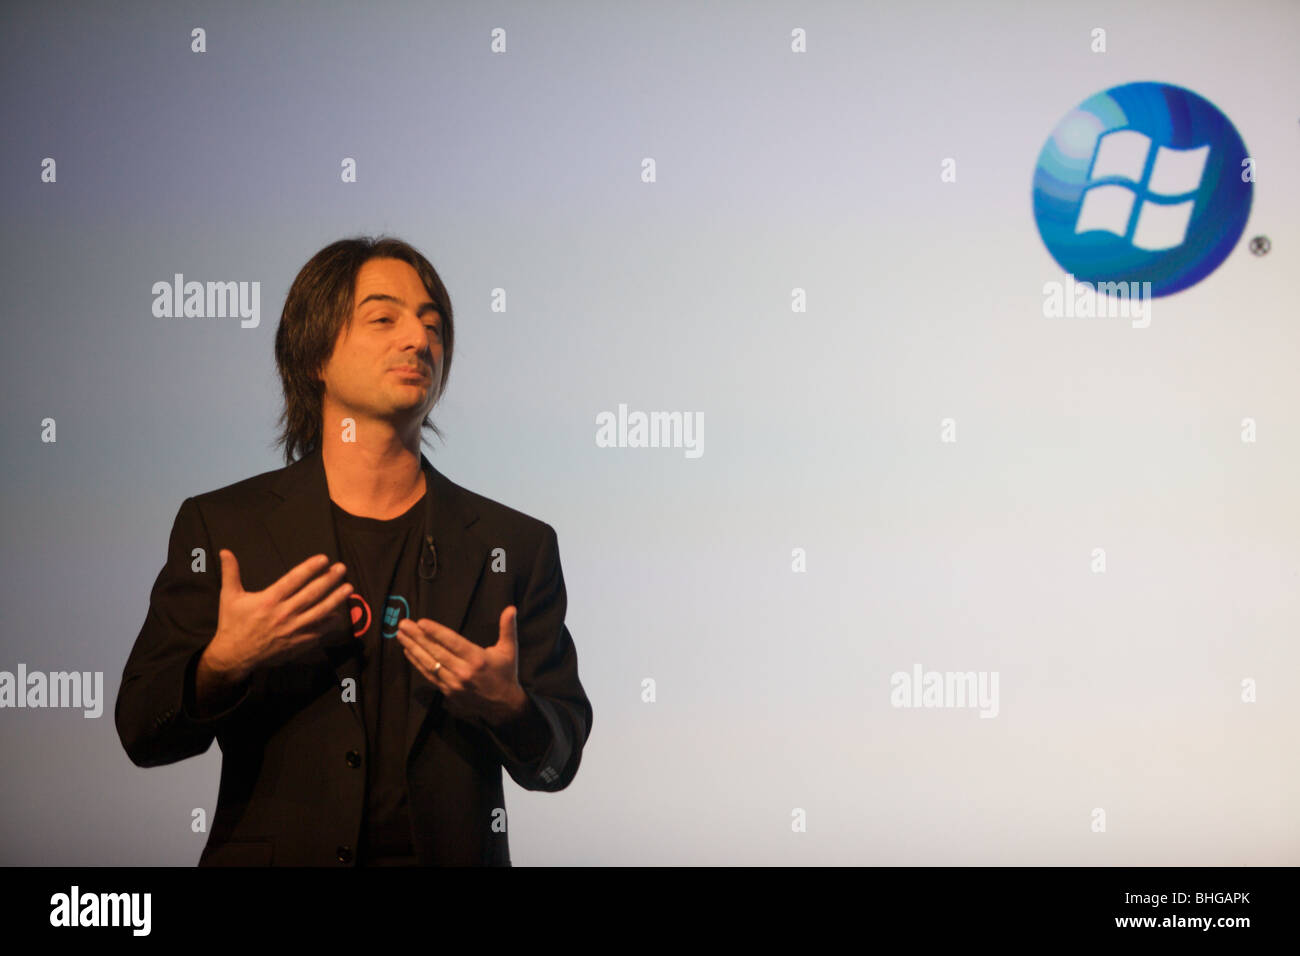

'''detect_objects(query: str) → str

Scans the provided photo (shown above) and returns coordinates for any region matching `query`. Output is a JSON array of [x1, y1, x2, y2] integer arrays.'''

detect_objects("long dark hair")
[[272, 235, 455, 464]]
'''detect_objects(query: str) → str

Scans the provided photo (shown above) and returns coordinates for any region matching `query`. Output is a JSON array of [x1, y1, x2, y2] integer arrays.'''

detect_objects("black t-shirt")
[[330, 491, 426, 866]]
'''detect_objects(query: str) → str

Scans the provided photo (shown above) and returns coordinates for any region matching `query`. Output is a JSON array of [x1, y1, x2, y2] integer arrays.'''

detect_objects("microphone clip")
[[418, 533, 438, 581]]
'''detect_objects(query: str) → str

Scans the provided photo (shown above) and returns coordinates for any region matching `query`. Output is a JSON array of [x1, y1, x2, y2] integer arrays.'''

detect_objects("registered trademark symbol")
[[1249, 235, 1270, 256]]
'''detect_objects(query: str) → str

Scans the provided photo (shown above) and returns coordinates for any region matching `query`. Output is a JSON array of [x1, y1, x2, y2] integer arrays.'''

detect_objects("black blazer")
[[115, 448, 592, 866]]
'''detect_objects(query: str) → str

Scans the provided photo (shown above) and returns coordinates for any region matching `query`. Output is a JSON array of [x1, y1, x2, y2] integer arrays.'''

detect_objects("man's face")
[[317, 257, 444, 437]]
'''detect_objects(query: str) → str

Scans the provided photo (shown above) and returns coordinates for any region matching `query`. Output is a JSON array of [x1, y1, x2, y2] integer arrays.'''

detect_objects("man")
[[115, 236, 592, 866]]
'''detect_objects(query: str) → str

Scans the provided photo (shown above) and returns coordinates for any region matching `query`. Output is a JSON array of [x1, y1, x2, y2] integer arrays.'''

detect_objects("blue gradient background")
[[2, 0, 1298, 865]]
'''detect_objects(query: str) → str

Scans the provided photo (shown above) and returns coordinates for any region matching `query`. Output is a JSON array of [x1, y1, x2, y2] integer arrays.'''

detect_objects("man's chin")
[[382, 398, 438, 422]]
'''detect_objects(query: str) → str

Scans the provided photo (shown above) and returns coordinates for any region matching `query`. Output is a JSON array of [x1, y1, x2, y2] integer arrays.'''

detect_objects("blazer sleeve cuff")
[[179, 646, 252, 725], [479, 689, 571, 787]]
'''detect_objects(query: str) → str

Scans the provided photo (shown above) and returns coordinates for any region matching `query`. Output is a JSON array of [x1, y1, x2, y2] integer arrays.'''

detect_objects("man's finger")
[[401, 641, 439, 685], [267, 553, 337, 603], [398, 618, 475, 668], [399, 633, 460, 691], [286, 579, 354, 635], [411, 617, 481, 660], [282, 561, 349, 618], [396, 625, 464, 682]]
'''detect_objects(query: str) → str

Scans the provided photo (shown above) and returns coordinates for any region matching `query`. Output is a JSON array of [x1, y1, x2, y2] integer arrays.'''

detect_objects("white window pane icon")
[[1075, 184, 1137, 237], [1131, 199, 1196, 251], [1146, 144, 1210, 196], [1089, 129, 1152, 181]]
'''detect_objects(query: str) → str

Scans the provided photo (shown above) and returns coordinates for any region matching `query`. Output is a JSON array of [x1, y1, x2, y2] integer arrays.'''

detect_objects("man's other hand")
[[395, 607, 527, 725]]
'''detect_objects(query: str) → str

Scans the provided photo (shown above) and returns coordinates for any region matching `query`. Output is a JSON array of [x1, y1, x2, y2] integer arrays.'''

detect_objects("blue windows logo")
[[1032, 82, 1252, 298], [381, 594, 411, 638]]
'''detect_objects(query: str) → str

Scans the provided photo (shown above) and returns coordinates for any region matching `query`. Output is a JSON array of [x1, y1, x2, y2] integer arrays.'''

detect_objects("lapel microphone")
[[418, 533, 438, 581]]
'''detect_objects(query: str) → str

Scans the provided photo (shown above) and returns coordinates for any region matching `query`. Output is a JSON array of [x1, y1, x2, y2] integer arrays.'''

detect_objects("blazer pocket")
[[199, 838, 274, 867]]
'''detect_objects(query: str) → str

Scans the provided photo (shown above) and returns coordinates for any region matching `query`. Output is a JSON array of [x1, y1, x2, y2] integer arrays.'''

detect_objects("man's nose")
[[398, 313, 432, 350]]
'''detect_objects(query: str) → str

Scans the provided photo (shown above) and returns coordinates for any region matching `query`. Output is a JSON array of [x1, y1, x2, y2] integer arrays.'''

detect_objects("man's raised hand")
[[203, 550, 354, 682]]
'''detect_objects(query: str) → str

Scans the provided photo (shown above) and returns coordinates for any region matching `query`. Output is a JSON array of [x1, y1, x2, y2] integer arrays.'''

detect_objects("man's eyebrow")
[[358, 293, 439, 317]]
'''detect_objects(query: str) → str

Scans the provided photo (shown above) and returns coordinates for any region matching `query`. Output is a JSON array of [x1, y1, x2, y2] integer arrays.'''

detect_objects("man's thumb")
[[218, 549, 243, 593], [497, 605, 518, 655]]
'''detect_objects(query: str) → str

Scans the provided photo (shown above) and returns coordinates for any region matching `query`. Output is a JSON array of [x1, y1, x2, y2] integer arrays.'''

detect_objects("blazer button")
[[336, 845, 353, 864], [345, 750, 361, 768]]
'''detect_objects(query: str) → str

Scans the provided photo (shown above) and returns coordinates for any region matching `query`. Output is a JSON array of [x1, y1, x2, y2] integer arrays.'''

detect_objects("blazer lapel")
[[261, 446, 490, 758], [406, 455, 490, 761]]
